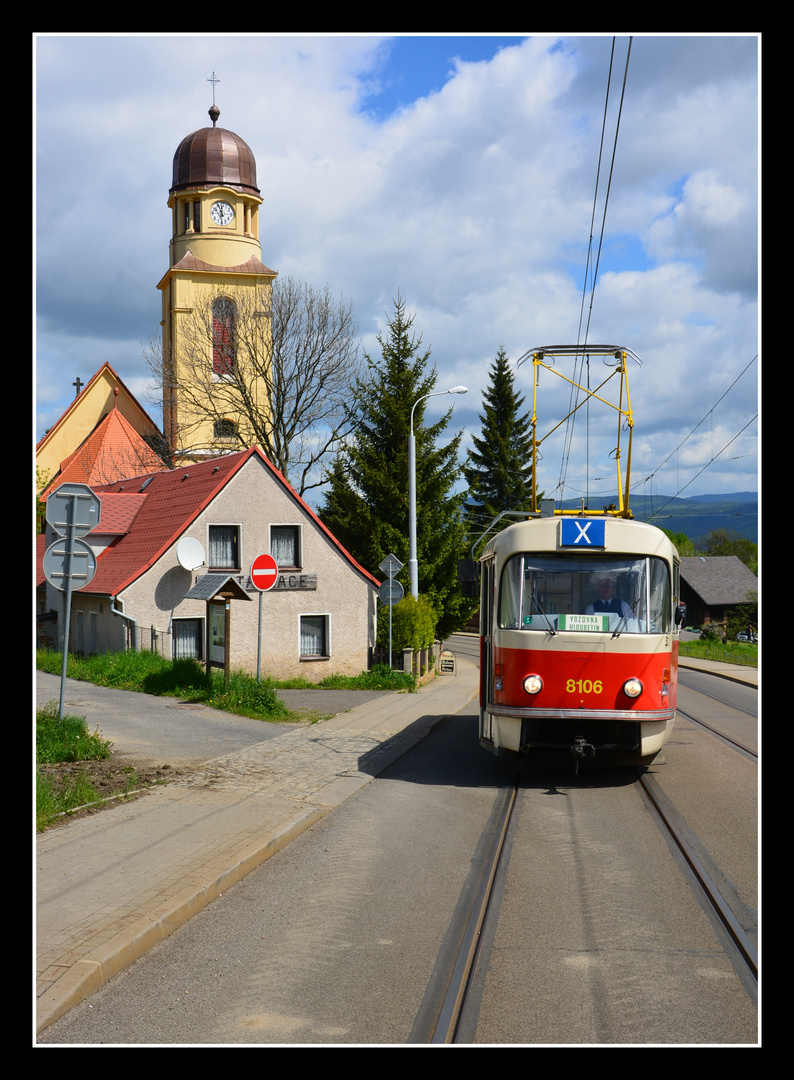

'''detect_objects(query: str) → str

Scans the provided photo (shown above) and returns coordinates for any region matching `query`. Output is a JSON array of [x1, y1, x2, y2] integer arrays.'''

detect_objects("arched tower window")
[[212, 297, 236, 377], [214, 417, 238, 441]]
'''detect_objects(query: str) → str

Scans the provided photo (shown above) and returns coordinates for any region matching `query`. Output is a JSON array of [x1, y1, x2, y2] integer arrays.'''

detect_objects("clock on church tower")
[[158, 100, 277, 460]]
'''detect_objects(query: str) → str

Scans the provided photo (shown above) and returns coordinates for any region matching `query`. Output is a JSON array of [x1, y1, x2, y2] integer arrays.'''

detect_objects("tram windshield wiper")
[[528, 595, 557, 635], [612, 595, 639, 638]]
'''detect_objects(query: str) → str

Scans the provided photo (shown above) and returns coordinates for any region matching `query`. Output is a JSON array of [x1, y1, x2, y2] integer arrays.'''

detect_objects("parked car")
[[736, 630, 758, 643]]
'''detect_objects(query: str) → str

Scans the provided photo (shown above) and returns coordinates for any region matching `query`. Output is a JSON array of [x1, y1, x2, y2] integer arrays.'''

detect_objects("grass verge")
[[35, 650, 417, 723], [678, 639, 758, 668], [36, 702, 114, 831]]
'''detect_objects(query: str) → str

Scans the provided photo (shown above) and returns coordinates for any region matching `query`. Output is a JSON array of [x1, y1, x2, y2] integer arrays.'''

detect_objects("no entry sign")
[[250, 553, 278, 592]]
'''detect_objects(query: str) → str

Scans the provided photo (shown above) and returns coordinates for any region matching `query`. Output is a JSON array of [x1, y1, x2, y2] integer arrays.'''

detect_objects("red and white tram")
[[477, 512, 682, 767], [470, 344, 683, 768]]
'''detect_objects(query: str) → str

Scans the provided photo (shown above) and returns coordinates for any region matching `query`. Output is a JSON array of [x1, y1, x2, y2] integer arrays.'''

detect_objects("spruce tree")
[[319, 296, 476, 639], [464, 346, 534, 526]]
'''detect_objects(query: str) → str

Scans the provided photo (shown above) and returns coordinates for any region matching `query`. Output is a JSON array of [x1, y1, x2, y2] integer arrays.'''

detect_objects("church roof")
[[36, 362, 160, 455], [40, 397, 165, 500], [171, 106, 259, 196], [168, 251, 277, 277]]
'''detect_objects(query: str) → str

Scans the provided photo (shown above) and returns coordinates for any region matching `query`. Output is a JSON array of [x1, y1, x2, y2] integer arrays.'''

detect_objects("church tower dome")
[[165, 104, 266, 269], [171, 105, 260, 197]]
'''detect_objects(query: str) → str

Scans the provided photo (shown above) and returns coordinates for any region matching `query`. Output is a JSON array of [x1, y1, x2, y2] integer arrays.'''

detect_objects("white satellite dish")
[[176, 536, 205, 571]]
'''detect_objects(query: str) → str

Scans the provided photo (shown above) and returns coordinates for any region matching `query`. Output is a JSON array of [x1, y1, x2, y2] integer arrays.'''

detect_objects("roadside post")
[[250, 553, 279, 680], [43, 483, 101, 717], [378, 553, 404, 670]]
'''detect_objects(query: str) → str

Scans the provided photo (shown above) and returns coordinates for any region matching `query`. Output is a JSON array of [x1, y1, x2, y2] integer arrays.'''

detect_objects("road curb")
[[36, 804, 327, 1034]]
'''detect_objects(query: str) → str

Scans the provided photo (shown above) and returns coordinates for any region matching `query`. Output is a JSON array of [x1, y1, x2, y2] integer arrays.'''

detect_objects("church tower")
[[158, 99, 277, 460]]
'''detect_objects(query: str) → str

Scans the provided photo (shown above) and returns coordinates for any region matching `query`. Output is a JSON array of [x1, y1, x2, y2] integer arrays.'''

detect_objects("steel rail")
[[429, 780, 518, 1043], [676, 707, 757, 760], [637, 772, 758, 986]]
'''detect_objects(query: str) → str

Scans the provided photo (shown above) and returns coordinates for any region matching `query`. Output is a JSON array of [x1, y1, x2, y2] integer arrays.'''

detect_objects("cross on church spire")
[[73, 376, 84, 397], [208, 72, 221, 126]]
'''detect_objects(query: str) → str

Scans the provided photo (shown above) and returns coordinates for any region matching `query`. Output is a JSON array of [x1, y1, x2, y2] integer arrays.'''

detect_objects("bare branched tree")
[[145, 277, 360, 495]]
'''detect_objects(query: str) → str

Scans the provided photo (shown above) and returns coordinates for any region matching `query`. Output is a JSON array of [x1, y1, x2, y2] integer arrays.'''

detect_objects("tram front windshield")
[[498, 555, 671, 634]]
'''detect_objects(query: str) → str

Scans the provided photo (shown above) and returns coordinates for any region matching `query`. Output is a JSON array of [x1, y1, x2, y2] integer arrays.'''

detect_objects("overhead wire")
[[646, 414, 757, 517], [642, 355, 757, 483], [557, 37, 633, 504]]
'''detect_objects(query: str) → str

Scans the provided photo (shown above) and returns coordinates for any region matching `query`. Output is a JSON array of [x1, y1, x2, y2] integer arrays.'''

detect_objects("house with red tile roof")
[[37, 447, 380, 681]]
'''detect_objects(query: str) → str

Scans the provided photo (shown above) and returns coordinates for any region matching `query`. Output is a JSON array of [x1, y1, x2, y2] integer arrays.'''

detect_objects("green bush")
[[378, 594, 437, 652]]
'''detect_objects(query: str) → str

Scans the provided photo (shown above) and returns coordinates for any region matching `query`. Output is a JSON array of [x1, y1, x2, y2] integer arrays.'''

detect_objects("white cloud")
[[35, 33, 758, 501]]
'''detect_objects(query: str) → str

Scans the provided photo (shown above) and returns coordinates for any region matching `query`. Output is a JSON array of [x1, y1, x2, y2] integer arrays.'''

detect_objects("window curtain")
[[209, 526, 238, 569], [272, 526, 299, 567], [300, 616, 326, 656], [174, 620, 202, 660]]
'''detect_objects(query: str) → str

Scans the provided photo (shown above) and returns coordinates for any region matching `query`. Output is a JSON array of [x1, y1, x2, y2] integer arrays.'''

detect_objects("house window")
[[212, 297, 236, 377], [271, 525, 301, 568], [209, 525, 240, 570], [173, 618, 204, 661], [300, 614, 330, 659]]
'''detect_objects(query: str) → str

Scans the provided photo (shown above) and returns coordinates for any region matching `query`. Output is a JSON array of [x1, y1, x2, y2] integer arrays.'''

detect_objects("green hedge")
[[377, 594, 437, 652]]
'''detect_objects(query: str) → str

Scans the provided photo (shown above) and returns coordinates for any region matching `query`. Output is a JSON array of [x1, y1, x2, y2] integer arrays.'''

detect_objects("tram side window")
[[648, 558, 671, 632], [499, 557, 523, 628]]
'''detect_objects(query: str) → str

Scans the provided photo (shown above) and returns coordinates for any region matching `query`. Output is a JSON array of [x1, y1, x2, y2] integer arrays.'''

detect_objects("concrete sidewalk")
[[36, 660, 480, 1035]]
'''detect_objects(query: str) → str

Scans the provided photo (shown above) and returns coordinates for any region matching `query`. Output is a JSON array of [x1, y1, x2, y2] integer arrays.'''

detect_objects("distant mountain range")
[[557, 492, 758, 545]]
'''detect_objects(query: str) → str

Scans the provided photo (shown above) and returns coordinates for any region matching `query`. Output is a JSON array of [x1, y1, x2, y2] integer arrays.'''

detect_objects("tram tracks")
[[412, 753, 756, 1042], [636, 771, 757, 995], [677, 671, 758, 759], [410, 778, 519, 1043], [675, 707, 757, 760]]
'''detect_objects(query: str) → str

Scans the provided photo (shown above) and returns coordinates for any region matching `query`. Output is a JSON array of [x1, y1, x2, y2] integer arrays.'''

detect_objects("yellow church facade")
[[158, 104, 277, 462], [36, 363, 163, 497]]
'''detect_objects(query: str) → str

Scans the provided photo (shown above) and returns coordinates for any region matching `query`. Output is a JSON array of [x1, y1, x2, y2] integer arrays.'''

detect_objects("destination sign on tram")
[[560, 518, 606, 547]]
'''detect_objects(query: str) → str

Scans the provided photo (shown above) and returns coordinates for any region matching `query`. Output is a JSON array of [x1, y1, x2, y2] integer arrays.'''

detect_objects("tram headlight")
[[623, 677, 643, 699], [523, 674, 543, 695]]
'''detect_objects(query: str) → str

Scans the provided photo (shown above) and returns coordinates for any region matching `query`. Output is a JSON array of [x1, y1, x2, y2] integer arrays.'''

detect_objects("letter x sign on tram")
[[560, 518, 606, 547], [250, 553, 279, 592]]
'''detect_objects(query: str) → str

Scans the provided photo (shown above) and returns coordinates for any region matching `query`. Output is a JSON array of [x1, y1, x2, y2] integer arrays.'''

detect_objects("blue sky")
[[359, 36, 525, 118], [35, 34, 759, 504]]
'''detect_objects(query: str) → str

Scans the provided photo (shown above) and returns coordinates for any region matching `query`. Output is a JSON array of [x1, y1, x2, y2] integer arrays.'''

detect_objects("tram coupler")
[[571, 736, 596, 774]]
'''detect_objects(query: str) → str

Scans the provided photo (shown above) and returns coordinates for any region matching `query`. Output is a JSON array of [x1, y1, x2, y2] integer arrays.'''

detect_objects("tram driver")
[[585, 577, 632, 618]]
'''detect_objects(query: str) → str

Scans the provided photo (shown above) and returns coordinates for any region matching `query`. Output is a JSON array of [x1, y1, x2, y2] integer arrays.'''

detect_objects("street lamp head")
[[447, 385, 468, 395]]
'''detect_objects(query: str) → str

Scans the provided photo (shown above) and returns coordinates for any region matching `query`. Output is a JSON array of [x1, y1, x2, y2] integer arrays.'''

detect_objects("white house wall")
[[116, 455, 377, 681]]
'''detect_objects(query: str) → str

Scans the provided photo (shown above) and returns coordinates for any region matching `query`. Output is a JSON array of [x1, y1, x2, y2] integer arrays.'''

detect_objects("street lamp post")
[[408, 385, 468, 599]]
